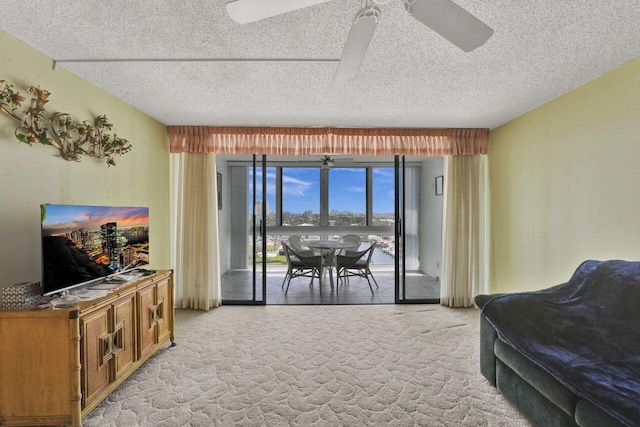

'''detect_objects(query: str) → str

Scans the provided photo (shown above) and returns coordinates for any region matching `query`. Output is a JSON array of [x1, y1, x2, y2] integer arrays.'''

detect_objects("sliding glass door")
[[251, 154, 267, 304], [222, 154, 440, 305], [395, 155, 439, 303], [394, 155, 406, 303], [224, 154, 267, 305]]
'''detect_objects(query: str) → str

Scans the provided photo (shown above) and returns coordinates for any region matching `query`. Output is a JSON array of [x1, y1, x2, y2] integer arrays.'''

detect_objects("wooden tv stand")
[[0, 270, 175, 427]]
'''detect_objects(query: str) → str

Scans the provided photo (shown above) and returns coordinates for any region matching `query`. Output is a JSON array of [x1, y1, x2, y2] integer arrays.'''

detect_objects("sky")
[[251, 167, 396, 214], [42, 204, 149, 234]]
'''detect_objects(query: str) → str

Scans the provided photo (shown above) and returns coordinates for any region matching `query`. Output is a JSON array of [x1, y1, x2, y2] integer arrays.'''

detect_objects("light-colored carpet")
[[83, 305, 531, 427]]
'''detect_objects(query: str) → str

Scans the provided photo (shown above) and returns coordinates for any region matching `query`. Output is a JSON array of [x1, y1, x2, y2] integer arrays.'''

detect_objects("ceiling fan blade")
[[335, 5, 381, 82], [226, 0, 334, 24], [403, 0, 493, 52]]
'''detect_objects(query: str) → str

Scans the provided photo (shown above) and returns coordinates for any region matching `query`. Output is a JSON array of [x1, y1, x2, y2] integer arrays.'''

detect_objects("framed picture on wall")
[[217, 172, 222, 209], [435, 175, 443, 196]]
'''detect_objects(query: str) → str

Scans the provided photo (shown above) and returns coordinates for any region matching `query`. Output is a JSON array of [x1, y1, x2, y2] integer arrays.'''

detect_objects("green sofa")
[[476, 293, 626, 427]]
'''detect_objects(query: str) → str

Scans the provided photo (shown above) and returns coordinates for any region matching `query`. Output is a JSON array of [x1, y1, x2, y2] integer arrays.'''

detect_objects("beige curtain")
[[171, 152, 221, 310], [440, 155, 489, 308]]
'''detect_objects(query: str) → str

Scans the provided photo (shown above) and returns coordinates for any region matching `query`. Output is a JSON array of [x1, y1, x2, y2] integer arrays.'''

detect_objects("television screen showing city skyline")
[[41, 204, 149, 295]]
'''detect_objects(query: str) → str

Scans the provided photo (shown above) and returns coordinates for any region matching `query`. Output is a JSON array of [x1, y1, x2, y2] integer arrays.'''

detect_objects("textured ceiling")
[[0, 0, 638, 129]]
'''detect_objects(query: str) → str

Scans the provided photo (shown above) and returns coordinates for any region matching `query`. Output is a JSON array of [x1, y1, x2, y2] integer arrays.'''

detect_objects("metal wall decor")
[[0, 79, 132, 166]]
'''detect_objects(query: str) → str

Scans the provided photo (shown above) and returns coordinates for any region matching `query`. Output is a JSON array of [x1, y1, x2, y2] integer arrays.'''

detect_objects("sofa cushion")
[[575, 400, 626, 427], [496, 359, 577, 427], [495, 338, 579, 417]]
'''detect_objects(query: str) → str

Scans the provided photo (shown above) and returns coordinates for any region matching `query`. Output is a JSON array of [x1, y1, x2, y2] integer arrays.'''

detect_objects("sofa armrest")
[[475, 293, 509, 309], [480, 314, 498, 386]]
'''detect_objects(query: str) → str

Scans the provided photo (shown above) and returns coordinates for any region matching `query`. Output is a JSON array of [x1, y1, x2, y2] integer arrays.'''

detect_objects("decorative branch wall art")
[[0, 79, 132, 166]]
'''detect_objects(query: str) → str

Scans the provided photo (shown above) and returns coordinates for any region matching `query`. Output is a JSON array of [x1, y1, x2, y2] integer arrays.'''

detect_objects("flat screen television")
[[41, 204, 149, 296]]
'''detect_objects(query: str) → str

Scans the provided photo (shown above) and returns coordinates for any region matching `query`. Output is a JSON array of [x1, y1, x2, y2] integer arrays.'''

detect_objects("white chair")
[[336, 242, 379, 294], [281, 242, 323, 295], [288, 235, 314, 255], [339, 234, 361, 255]]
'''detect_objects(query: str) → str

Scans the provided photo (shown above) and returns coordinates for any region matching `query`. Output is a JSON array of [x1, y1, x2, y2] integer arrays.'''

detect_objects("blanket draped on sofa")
[[482, 260, 640, 427]]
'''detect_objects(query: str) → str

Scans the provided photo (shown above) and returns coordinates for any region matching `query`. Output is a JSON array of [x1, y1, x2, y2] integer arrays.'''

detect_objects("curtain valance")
[[168, 126, 487, 156]]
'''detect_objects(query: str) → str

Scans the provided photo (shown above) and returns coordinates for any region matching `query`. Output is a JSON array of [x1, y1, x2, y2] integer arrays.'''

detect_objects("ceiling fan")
[[225, 0, 494, 81], [320, 155, 354, 169]]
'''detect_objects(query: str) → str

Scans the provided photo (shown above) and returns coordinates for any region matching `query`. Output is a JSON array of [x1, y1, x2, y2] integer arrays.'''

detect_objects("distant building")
[[68, 228, 83, 248], [120, 246, 134, 269], [101, 222, 119, 266], [255, 200, 270, 215]]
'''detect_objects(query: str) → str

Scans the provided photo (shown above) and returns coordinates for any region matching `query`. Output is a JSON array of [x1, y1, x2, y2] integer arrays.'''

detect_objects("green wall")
[[0, 30, 170, 287], [488, 57, 640, 293]]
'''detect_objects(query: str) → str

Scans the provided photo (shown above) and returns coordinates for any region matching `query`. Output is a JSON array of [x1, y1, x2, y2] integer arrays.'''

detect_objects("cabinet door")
[[155, 277, 171, 344], [137, 284, 157, 358], [0, 313, 75, 422], [81, 306, 111, 406], [112, 294, 136, 379]]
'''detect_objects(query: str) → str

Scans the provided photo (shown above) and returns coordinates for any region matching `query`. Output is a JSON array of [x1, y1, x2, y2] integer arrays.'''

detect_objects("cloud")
[[252, 171, 277, 198], [249, 169, 314, 197], [332, 168, 365, 174], [373, 168, 394, 178], [282, 176, 312, 197], [346, 186, 365, 193], [248, 170, 276, 181]]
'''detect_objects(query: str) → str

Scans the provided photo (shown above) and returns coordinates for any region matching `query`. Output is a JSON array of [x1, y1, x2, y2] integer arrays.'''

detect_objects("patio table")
[[304, 240, 354, 291]]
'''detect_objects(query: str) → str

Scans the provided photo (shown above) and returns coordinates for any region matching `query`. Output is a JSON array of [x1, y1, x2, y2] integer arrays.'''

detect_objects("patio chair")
[[339, 234, 361, 255], [336, 243, 379, 295], [288, 235, 308, 252], [290, 234, 323, 257], [281, 242, 322, 295]]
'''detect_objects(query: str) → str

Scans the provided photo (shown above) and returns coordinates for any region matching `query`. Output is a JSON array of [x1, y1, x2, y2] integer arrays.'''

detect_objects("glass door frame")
[[253, 154, 267, 304], [394, 154, 439, 304], [224, 154, 267, 305]]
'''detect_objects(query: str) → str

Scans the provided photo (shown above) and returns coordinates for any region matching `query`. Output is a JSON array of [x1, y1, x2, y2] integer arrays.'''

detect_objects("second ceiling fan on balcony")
[[225, 0, 494, 81]]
